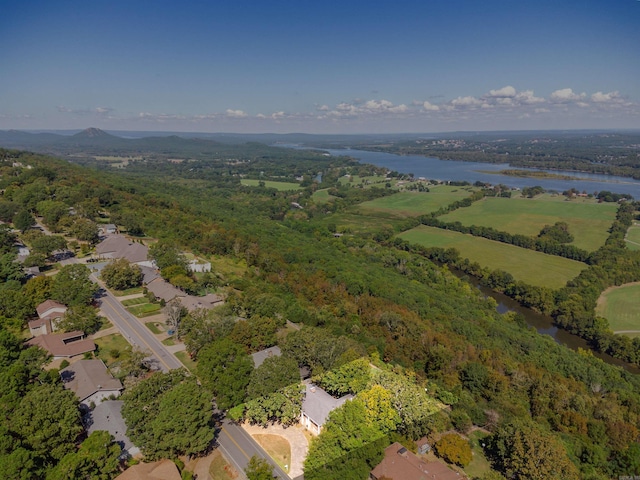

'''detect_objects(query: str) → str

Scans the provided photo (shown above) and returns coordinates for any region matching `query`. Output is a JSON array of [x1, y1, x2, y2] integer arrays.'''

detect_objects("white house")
[[300, 383, 353, 435]]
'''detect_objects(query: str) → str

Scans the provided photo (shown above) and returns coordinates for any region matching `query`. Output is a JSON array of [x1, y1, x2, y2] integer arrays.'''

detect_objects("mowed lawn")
[[353, 186, 477, 218], [626, 224, 640, 251], [596, 283, 640, 334], [438, 194, 617, 251], [399, 226, 586, 288], [241, 179, 301, 190]]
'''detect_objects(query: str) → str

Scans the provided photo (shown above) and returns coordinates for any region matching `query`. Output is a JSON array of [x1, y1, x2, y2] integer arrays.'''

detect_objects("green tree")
[[434, 433, 472, 467], [121, 373, 212, 459], [146, 381, 214, 458], [58, 305, 103, 334], [51, 264, 98, 306], [46, 431, 121, 480], [70, 218, 99, 244], [247, 355, 300, 400], [197, 338, 252, 410], [11, 383, 82, 465], [0, 254, 26, 283], [30, 234, 67, 258], [0, 225, 17, 254], [100, 258, 143, 290], [149, 242, 188, 271], [12, 210, 34, 233], [245, 456, 274, 480]]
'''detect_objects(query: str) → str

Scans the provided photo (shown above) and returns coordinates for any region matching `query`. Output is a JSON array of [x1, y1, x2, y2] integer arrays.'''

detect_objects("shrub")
[[434, 433, 472, 467]]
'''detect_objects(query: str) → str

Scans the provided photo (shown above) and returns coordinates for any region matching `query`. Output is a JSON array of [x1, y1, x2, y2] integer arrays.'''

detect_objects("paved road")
[[95, 279, 184, 372], [218, 419, 292, 480]]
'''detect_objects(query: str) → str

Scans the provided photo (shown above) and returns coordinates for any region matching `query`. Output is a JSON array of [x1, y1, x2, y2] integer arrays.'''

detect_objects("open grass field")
[[595, 283, 640, 335], [353, 186, 477, 218], [111, 287, 144, 297], [126, 303, 161, 317], [252, 434, 291, 472], [145, 321, 164, 334], [121, 297, 148, 306], [241, 179, 301, 190], [398, 226, 586, 288], [438, 194, 617, 252], [94, 333, 130, 367], [626, 224, 640, 251]]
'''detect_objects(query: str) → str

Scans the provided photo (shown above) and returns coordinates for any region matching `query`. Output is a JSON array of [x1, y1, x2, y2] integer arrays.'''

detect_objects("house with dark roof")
[[370, 442, 465, 480], [26, 330, 95, 359], [300, 383, 353, 435], [60, 359, 123, 408]]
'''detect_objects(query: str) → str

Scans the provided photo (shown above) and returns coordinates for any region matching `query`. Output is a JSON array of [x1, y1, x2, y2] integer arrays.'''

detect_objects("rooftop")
[[26, 331, 95, 357], [370, 442, 465, 480], [302, 383, 353, 428], [251, 346, 282, 368], [60, 359, 123, 401], [36, 299, 66, 317], [85, 400, 137, 455]]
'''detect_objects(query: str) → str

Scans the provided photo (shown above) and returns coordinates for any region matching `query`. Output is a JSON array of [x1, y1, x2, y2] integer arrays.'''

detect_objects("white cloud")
[[422, 101, 440, 111], [225, 109, 247, 118], [487, 85, 516, 98], [591, 91, 621, 103], [451, 96, 483, 107], [550, 88, 586, 102]]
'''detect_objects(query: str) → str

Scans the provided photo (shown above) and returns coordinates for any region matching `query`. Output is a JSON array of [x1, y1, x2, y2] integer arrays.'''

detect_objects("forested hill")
[[1, 147, 640, 478]]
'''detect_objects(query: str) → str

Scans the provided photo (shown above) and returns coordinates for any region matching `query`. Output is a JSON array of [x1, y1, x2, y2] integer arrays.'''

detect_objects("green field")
[[438, 194, 617, 252], [94, 333, 130, 367], [126, 303, 161, 317], [313, 213, 405, 235], [626, 224, 640, 251], [353, 186, 477, 218], [241, 179, 301, 190], [399, 226, 586, 289], [595, 283, 640, 335], [311, 188, 336, 204]]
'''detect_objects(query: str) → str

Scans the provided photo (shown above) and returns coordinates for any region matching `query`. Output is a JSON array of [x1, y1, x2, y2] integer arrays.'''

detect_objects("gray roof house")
[[300, 383, 353, 435], [85, 400, 139, 457], [95, 235, 149, 264], [251, 346, 282, 368], [60, 359, 123, 408]]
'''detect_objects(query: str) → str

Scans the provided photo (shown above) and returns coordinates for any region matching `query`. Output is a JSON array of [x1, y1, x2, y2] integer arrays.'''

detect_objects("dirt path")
[[613, 330, 640, 335]]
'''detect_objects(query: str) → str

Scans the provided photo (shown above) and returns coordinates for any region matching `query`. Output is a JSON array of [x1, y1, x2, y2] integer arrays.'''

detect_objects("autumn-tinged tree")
[[489, 420, 580, 480], [434, 433, 472, 467]]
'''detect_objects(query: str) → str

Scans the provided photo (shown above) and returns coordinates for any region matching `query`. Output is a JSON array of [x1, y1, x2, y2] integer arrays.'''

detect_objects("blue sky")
[[1, 0, 639, 133]]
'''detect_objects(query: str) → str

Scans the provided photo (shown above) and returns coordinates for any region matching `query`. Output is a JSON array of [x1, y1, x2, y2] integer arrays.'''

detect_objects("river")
[[280, 144, 640, 372], [320, 148, 640, 198]]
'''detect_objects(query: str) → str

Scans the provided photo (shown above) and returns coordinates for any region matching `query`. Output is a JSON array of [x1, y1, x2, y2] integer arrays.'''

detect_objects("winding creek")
[[282, 145, 640, 373]]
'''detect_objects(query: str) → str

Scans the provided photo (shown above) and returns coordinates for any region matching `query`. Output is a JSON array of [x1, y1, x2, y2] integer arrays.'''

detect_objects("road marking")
[[221, 425, 251, 460], [102, 296, 175, 371]]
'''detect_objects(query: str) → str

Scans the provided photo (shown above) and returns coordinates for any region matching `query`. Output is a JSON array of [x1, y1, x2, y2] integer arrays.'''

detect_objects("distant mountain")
[[72, 127, 114, 139]]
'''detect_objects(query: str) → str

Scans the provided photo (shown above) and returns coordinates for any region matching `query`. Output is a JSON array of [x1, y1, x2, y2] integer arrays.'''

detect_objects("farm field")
[[398, 226, 586, 289], [338, 174, 390, 187], [438, 194, 617, 251], [313, 212, 405, 235], [626, 224, 640, 251], [240, 179, 301, 190], [595, 283, 640, 335], [353, 186, 477, 218]]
